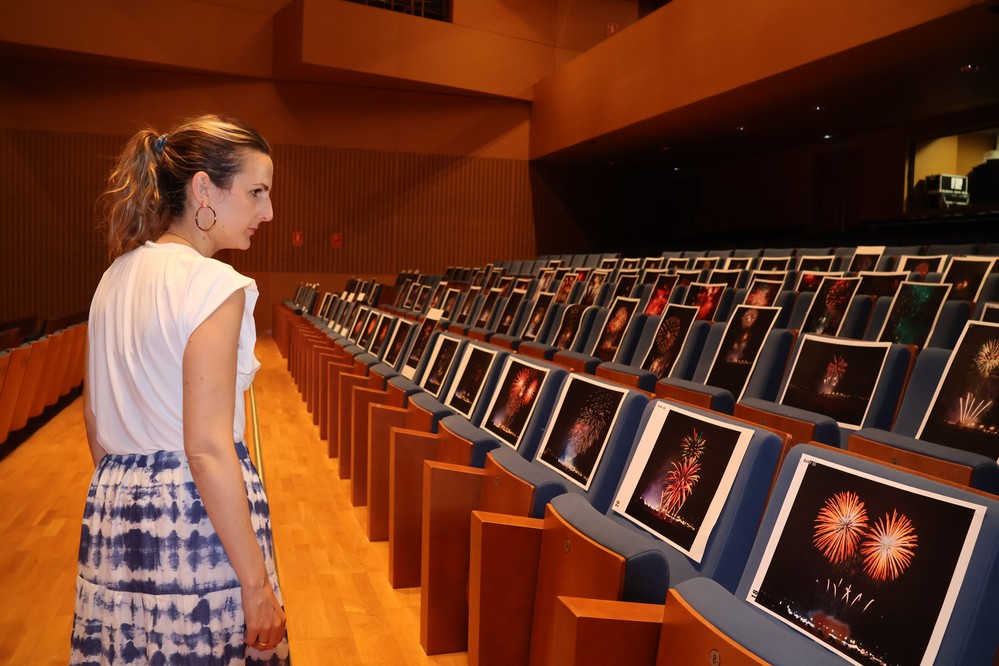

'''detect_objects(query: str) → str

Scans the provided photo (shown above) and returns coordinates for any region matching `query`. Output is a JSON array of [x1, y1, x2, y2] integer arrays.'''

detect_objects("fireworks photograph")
[[704, 305, 780, 401], [495, 289, 527, 335], [612, 403, 753, 561], [942, 257, 995, 302], [554, 272, 578, 304], [748, 270, 788, 291], [684, 282, 725, 320], [475, 288, 503, 328], [856, 272, 906, 299], [748, 455, 983, 666], [370, 316, 396, 356], [674, 269, 700, 287], [798, 255, 836, 272], [441, 288, 460, 320], [779, 336, 891, 429], [482, 359, 550, 449], [383, 319, 413, 367], [402, 282, 420, 309], [666, 257, 690, 271], [644, 274, 679, 316], [642, 304, 699, 379], [642, 257, 664, 271], [620, 258, 640, 270], [898, 254, 947, 278], [758, 257, 792, 271], [349, 306, 370, 342], [536, 377, 627, 490], [428, 282, 448, 310], [877, 281, 950, 348], [414, 284, 432, 312], [917, 321, 999, 461], [801, 276, 861, 336], [538, 268, 556, 292], [708, 269, 741, 289], [847, 246, 884, 273], [420, 335, 460, 397], [592, 297, 640, 363], [402, 315, 439, 378], [521, 293, 554, 342], [580, 270, 610, 307], [613, 271, 640, 300], [693, 256, 720, 271], [725, 257, 752, 271], [445, 345, 497, 418], [641, 267, 666, 286], [796, 271, 843, 293], [744, 279, 783, 307], [358, 311, 380, 348], [553, 304, 585, 351]]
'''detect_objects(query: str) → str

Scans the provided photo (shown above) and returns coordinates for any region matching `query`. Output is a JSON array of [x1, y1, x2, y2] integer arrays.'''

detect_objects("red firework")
[[860, 510, 918, 581], [506, 368, 540, 415], [824, 355, 848, 384], [680, 428, 706, 460], [824, 279, 853, 310], [659, 457, 702, 518], [813, 491, 868, 564]]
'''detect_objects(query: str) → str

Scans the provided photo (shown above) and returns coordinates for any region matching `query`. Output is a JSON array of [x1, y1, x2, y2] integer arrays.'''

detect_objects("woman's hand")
[[242, 579, 287, 650]]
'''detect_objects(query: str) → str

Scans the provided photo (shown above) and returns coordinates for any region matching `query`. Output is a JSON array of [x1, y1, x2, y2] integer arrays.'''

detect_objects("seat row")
[[0, 322, 87, 445], [275, 276, 999, 666]]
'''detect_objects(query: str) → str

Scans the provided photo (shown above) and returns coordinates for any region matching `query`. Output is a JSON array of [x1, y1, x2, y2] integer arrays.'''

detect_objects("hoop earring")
[[195, 204, 217, 232]]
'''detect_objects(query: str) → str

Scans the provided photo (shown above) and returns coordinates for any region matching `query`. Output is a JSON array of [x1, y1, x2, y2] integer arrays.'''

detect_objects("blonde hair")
[[102, 114, 270, 259]]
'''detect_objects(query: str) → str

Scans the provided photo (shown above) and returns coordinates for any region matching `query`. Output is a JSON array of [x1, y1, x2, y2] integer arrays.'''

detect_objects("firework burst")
[[680, 428, 706, 460], [564, 389, 619, 457], [974, 339, 999, 377], [820, 355, 849, 394], [813, 491, 868, 564], [860, 510, 917, 581], [956, 392, 993, 428], [505, 368, 540, 417], [659, 457, 701, 518], [825, 279, 853, 310]]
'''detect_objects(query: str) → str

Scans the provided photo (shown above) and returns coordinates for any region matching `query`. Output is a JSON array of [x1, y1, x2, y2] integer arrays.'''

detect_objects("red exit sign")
[[292, 231, 303, 247], [331, 232, 343, 249]]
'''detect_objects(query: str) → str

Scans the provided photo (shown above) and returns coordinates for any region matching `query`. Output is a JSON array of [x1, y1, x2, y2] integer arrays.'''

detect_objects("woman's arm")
[[183, 288, 285, 649], [83, 340, 108, 466]]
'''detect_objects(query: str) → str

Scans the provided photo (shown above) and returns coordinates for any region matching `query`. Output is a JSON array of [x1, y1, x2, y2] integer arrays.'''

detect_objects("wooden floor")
[[0, 336, 467, 665]]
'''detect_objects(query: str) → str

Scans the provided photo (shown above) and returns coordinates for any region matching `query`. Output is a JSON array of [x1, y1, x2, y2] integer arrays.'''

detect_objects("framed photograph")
[[666, 257, 690, 271], [357, 310, 381, 349], [482, 357, 551, 449], [514, 277, 533, 291], [847, 245, 885, 273], [644, 273, 680, 316], [620, 258, 641, 270], [708, 269, 741, 289], [444, 344, 498, 418], [370, 315, 396, 357], [747, 454, 985, 666], [743, 278, 783, 307], [899, 254, 948, 278], [916, 321, 999, 461], [496, 275, 515, 296], [795, 270, 844, 293], [538, 268, 556, 292], [414, 284, 433, 312], [420, 334, 461, 398], [779, 335, 892, 429], [980, 302, 999, 323], [641, 304, 699, 379], [553, 304, 586, 351], [428, 281, 448, 310], [456, 286, 481, 324], [495, 289, 527, 335], [943, 257, 996, 302], [612, 402, 754, 561], [641, 267, 667, 285], [877, 281, 951, 348], [554, 272, 578, 304], [724, 256, 753, 271], [856, 271, 906, 298], [383, 319, 414, 368], [692, 256, 721, 271], [475, 287, 503, 328], [613, 270, 640, 300], [535, 376, 628, 490], [704, 305, 781, 401], [800, 276, 861, 336], [348, 305, 370, 342], [797, 255, 836, 272], [580, 269, 611, 307], [440, 288, 461, 320], [402, 314, 440, 379], [757, 256, 791, 271], [641, 256, 664, 271], [674, 269, 701, 287], [684, 282, 726, 321], [599, 257, 619, 270], [521, 292, 555, 342], [591, 297, 640, 363], [402, 282, 420, 310]]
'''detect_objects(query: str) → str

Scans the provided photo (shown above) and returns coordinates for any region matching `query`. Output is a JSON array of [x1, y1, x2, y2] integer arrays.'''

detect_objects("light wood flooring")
[[0, 336, 467, 665]]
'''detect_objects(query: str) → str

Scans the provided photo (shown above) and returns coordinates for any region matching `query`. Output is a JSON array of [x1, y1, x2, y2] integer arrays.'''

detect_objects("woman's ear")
[[189, 171, 212, 206]]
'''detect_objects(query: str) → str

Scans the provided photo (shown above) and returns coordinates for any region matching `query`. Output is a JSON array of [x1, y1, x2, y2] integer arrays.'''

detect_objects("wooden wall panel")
[[0, 130, 539, 326]]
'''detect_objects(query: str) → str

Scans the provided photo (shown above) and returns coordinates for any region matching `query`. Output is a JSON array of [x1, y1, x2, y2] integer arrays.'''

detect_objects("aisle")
[[0, 336, 466, 665]]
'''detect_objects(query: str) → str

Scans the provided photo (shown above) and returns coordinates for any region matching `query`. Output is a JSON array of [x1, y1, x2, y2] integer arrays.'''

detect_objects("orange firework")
[[813, 491, 868, 564], [860, 510, 917, 581]]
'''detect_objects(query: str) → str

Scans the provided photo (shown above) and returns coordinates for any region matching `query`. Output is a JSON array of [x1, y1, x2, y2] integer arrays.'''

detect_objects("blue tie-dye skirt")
[[70, 443, 291, 665]]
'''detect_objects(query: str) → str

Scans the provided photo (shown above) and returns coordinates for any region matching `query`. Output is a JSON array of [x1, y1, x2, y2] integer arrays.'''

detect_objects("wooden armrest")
[[657, 589, 767, 666], [655, 383, 715, 410], [386, 427, 443, 587], [552, 596, 662, 666], [364, 401, 412, 540], [847, 434, 973, 486]]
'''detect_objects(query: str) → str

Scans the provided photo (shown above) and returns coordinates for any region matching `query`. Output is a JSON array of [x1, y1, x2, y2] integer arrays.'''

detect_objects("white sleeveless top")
[[88, 241, 261, 455]]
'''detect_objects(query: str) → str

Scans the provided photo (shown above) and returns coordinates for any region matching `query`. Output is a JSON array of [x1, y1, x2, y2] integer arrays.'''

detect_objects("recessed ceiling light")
[[823, 134, 834, 140], [673, 167, 680, 171], [736, 125, 746, 132], [812, 105, 823, 111]]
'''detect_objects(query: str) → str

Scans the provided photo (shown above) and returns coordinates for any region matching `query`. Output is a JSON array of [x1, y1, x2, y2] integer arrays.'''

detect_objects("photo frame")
[[475, 287, 503, 328], [613, 270, 640, 300], [482, 357, 552, 449], [370, 315, 397, 357], [357, 310, 381, 348], [943, 257, 996, 302], [877, 281, 951, 348], [641, 304, 699, 379], [457, 286, 481, 324], [580, 269, 611, 307], [554, 272, 578, 304], [590, 297, 640, 363], [535, 375, 628, 490], [847, 245, 885, 273], [401, 313, 440, 379], [916, 320, 999, 461], [552, 304, 586, 351], [420, 334, 461, 398], [537, 268, 556, 292], [414, 284, 433, 312], [898, 254, 948, 278], [383, 319, 415, 368], [521, 292, 555, 342], [495, 289, 527, 335], [440, 288, 461, 320], [684, 282, 726, 321], [747, 454, 985, 666], [778, 335, 892, 429], [444, 344, 498, 418], [704, 305, 781, 401], [612, 402, 754, 561], [644, 273, 680, 316], [743, 278, 783, 307], [800, 276, 861, 336]]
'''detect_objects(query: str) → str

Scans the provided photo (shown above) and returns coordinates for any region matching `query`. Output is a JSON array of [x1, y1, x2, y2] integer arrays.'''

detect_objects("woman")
[[71, 115, 289, 664]]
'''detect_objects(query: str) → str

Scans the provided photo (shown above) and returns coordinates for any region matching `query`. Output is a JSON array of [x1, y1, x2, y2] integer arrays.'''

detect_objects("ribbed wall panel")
[[1, 130, 539, 324]]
